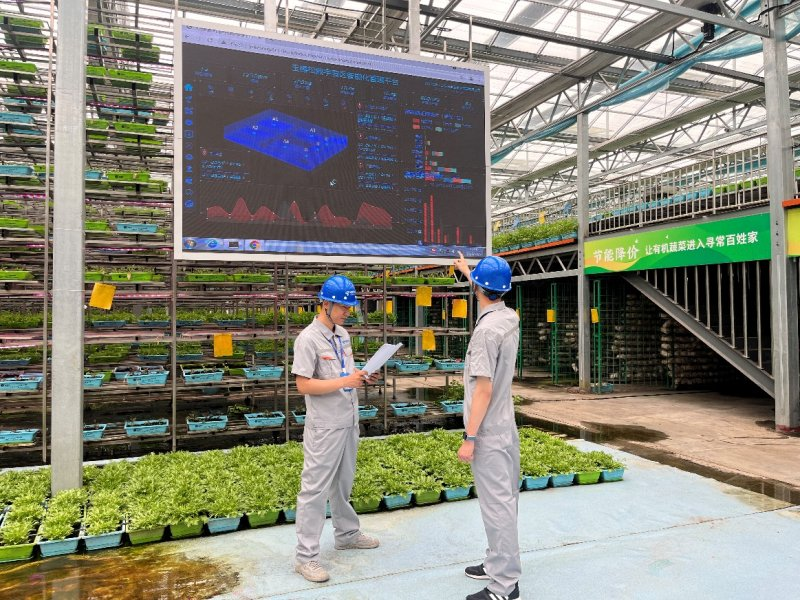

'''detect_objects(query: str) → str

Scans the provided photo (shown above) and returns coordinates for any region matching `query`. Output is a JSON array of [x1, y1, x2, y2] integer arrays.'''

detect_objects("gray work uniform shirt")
[[291, 316, 358, 429], [463, 301, 520, 433]]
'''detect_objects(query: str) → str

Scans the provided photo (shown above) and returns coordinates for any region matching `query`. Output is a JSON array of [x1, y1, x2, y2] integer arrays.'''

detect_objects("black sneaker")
[[465, 583, 520, 600], [464, 563, 490, 580]]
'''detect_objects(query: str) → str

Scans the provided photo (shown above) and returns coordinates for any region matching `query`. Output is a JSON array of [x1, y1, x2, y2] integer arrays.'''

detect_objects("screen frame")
[[173, 18, 491, 266]]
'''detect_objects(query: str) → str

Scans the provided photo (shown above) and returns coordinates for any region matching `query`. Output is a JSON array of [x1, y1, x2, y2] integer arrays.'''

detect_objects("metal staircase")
[[622, 261, 774, 396]]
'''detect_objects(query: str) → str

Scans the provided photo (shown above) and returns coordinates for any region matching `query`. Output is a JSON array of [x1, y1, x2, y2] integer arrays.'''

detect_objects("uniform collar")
[[311, 315, 345, 339], [477, 300, 506, 323]]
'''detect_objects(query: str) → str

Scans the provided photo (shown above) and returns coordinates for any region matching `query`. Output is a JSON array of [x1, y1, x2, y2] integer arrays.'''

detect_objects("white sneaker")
[[335, 532, 380, 550], [295, 560, 330, 583]]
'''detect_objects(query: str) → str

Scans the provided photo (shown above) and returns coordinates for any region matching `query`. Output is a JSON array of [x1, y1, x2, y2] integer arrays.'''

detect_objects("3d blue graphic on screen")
[[223, 110, 348, 171], [176, 22, 489, 262]]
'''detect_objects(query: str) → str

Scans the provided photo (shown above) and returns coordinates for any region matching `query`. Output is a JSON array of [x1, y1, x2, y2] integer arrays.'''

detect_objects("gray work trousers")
[[295, 425, 361, 563], [471, 427, 521, 595]]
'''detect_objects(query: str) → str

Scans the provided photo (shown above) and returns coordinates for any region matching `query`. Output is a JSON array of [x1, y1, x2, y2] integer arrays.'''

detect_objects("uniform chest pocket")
[[317, 350, 342, 378]]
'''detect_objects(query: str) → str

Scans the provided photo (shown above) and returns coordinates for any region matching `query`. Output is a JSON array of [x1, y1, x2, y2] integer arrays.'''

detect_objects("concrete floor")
[[3, 382, 799, 599], [140, 440, 800, 599], [511, 385, 800, 490]]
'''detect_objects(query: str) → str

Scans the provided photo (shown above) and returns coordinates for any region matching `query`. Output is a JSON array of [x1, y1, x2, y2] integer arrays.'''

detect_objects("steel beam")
[[623, 275, 775, 396], [614, 0, 767, 36], [51, 0, 87, 492], [264, 0, 277, 31], [408, 0, 420, 54], [576, 112, 591, 391], [420, 0, 462, 42], [764, 4, 800, 432]]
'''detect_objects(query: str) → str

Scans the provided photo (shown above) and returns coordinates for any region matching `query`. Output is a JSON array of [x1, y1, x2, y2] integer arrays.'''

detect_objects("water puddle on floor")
[[0, 544, 239, 599], [516, 414, 800, 506]]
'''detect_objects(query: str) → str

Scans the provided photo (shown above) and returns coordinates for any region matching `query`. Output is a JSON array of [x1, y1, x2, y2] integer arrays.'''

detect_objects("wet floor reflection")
[[516, 413, 800, 506], [0, 544, 239, 600]]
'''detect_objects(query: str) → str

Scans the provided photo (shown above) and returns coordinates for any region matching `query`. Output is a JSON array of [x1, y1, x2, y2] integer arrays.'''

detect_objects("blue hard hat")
[[319, 275, 359, 306], [471, 256, 512, 293]]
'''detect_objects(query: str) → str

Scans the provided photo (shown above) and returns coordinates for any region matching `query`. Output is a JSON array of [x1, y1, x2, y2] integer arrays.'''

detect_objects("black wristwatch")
[[462, 432, 477, 442]]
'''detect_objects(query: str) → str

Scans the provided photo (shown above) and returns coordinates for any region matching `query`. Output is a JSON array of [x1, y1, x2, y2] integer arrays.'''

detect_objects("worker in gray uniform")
[[454, 252, 521, 600], [292, 274, 380, 583]]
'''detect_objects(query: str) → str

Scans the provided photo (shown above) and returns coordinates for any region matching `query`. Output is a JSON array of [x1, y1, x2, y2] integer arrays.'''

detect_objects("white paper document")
[[361, 343, 403, 376]]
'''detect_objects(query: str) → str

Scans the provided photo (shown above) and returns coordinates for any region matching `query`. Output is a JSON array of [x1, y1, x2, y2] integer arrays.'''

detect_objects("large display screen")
[[174, 21, 490, 264]]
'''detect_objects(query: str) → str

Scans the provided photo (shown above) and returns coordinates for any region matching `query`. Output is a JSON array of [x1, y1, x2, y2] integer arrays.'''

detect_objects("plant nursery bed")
[[244, 411, 285, 428], [124, 419, 169, 437], [390, 402, 427, 416], [186, 415, 228, 432]]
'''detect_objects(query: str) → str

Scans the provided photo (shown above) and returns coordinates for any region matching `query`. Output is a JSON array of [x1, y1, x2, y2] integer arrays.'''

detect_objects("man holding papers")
[[454, 253, 522, 600], [292, 274, 381, 583]]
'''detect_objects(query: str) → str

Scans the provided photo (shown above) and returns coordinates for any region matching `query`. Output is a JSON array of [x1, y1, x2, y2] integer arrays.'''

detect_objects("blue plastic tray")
[[215, 319, 247, 327], [395, 361, 431, 373], [600, 468, 625, 482], [522, 475, 550, 491], [136, 353, 168, 363], [390, 402, 427, 416], [181, 368, 224, 383], [244, 411, 285, 428], [114, 222, 158, 233], [83, 374, 105, 389], [91, 320, 127, 328], [550, 473, 576, 487], [124, 419, 169, 436], [176, 352, 203, 362], [37, 536, 79, 558], [0, 429, 38, 443], [125, 369, 169, 386], [186, 415, 228, 432], [207, 516, 241, 534], [82, 424, 107, 441], [382, 493, 412, 510], [0, 375, 42, 391], [291, 411, 306, 425], [243, 366, 284, 380], [137, 320, 170, 328], [439, 400, 464, 414], [0, 358, 30, 367], [358, 405, 378, 419], [82, 530, 123, 551], [0, 164, 33, 176], [433, 359, 464, 372], [442, 486, 471, 501]]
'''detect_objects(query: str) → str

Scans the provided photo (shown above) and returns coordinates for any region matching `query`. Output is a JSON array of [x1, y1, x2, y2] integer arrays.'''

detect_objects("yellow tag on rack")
[[89, 283, 115, 310], [386, 300, 393, 314], [422, 329, 436, 351], [213, 333, 233, 357], [416, 285, 432, 307], [452, 298, 467, 318], [546, 309, 556, 323], [591, 308, 600, 323], [298, 306, 304, 313], [539, 212, 546, 224], [448, 265, 455, 276]]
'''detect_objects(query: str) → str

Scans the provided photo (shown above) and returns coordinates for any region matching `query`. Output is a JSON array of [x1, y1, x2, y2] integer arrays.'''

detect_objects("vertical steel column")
[[576, 112, 591, 391], [264, 0, 277, 32], [41, 1, 56, 464], [408, 0, 421, 55], [764, 3, 800, 432], [51, 1, 87, 492]]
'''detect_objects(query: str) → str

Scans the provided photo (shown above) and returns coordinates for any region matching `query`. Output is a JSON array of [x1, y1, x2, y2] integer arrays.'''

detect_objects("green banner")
[[789, 208, 800, 257], [585, 213, 771, 274]]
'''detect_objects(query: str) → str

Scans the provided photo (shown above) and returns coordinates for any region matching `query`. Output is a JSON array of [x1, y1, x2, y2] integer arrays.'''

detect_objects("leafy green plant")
[[367, 310, 397, 324], [442, 380, 464, 401], [139, 307, 169, 321], [39, 488, 85, 541], [83, 490, 124, 535], [175, 309, 208, 322]]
